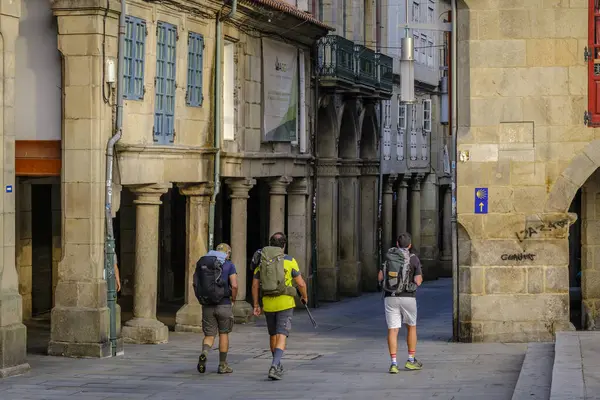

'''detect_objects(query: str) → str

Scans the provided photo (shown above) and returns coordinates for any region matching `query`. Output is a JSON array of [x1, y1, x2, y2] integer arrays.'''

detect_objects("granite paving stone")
[[0, 279, 525, 400]]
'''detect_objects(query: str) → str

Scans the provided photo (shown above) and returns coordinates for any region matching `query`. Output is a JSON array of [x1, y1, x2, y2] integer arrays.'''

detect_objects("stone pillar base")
[[175, 304, 203, 333], [48, 306, 113, 358], [338, 260, 362, 296], [0, 323, 30, 377], [122, 318, 168, 344], [439, 255, 452, 278], [317, 267, 340, 302], [233, 301, 254, 324]]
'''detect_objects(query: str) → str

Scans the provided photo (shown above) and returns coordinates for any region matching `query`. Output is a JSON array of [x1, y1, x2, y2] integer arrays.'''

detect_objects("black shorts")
[[202, 304, 234, 336], [264, 309, 294, 337]]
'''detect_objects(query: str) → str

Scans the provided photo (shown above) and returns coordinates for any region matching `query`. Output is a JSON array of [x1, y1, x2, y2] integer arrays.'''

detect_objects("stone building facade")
[[383, 0, 452, 280], [0, 0, 332, 376], [312, 0, 394, 300], [456, 0, 599, 342]]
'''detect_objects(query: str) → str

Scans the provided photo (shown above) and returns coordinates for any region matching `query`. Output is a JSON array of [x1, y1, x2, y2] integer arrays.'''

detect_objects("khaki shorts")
[[202, 304, 234, 336], [384, 296, 417, 329]]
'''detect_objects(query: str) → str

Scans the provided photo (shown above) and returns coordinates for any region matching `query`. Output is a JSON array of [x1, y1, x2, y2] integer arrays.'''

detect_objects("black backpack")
[[193, 255, 229, 305]]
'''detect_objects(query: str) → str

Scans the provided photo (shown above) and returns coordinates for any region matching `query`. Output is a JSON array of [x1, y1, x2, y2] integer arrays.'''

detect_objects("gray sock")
[[219, 351, 227, 364], [202, 344, 211, 354], [272, 348, 284, 367]]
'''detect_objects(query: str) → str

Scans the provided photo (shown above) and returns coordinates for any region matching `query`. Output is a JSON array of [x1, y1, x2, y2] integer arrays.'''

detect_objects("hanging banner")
[[262, 38, 298, 142]]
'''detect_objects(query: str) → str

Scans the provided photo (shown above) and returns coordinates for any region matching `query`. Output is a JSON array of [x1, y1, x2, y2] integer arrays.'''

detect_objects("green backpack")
[[259, 246, 296, 297]]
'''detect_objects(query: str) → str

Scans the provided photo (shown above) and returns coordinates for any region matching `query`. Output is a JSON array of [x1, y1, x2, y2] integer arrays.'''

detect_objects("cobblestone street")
[[0, 279, 526, 400]]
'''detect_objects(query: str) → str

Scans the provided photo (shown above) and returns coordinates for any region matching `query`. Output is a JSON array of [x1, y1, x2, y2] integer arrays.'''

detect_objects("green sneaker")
[[197, 352, 207, 374], [268, 366, 283, 380], [218, 363, 233, 374], [405, 358, 423, 370], [389, 363, 399, 374]]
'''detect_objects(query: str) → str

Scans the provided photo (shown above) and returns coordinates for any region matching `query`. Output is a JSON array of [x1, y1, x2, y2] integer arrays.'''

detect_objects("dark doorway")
[[247, 181, 269, 302], [31, 184, 53, 316], [158, 189, 186, 306], [568, 188, 582, 330]]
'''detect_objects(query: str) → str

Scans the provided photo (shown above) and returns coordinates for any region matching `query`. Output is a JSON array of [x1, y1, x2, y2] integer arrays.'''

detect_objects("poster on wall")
[[262, 38, 298, 142]]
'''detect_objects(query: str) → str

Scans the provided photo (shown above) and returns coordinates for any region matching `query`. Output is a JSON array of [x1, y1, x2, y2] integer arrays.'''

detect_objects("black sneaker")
[[268, 366, 283, 380], [278, 363, 284, 374], [197, 353, 207, 374]]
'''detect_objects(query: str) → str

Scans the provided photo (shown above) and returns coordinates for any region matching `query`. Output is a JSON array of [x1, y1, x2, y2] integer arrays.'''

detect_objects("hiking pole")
[[297, 288, 318, 328]]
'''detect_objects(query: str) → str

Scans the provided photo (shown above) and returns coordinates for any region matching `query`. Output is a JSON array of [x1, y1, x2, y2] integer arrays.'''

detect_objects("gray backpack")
[[382, 247, 417, 295]]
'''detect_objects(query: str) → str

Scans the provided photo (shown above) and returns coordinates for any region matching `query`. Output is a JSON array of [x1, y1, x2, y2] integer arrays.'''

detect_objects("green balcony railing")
[[378, 53, 393, 93], [316, 34, 393, 96], [355, 44, 378, 88], [316, 34, 355, 84]]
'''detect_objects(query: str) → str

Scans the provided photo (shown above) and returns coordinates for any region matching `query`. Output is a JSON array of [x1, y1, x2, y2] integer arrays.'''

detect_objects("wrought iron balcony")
[[316, 34, 393, 98]]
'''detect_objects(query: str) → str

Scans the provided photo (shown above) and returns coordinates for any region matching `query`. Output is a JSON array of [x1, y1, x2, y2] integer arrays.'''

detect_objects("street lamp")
[[399, 36, 415, 104]]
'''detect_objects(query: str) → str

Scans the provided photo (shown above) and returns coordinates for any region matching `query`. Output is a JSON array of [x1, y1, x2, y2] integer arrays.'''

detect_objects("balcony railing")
[[316, 34, 393, 97]]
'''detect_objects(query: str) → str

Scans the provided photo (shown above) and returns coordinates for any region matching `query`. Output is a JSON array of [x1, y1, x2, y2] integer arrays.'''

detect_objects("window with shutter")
[[588, 0, 600, 126], [154, 21, 177, 144], [397, 104, 406, 161], [423, 99, 432, 132], [410, 105, 418, 161], [124, 16, 146, 100], [186, 32, 204, 107]]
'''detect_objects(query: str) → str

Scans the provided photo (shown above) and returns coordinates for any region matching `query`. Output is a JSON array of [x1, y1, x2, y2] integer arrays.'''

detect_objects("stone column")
[[17, 182, 32, 320], [0, 3, 29, 375], [396, 177, 409, 236], [440, 185, 452, 277], [382, 174, 397, 251], [420, 174, 439, 280], [359, 161, 379, 292], [288, 178, 310, 307], [268, 176, 291, 236], [227, 178, 256, 322], [175, 183, 213, 333], [338, 160, 362, 296], [288, 178, 309, 277], [316, 159, 340, 302], [48, 0, 119, 359], [410, 176, 422, 253], [122, 184, 171, 344]]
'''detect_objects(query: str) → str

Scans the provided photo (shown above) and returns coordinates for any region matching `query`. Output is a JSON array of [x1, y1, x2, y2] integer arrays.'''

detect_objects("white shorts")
[[384, 296, 417, 329]]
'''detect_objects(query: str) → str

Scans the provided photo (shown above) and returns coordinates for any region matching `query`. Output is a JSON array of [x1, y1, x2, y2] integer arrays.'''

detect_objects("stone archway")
[[358, 103, 379, 291], [545, 140, 600, 213], [545, 140, 600, 330], [316, 96, 339, 159], [337, 99, 361, 296]]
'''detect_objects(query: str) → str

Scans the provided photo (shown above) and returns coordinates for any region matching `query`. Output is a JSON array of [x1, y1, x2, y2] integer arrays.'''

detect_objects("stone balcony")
[[316, 34, 393, 99]]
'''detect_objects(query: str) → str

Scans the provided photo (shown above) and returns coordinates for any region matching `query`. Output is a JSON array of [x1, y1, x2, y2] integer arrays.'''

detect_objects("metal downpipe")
[[104, 0, 126, 357], [450, 0, 459, 342], [208, 1, 237, 251], [377, 102, 384, 275]]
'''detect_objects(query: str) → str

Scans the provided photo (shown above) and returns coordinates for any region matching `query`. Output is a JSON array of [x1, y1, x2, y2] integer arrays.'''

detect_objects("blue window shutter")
[[186, 32, 204, 107], [124, 16, 146, 100], [154, 21, 177, 144]]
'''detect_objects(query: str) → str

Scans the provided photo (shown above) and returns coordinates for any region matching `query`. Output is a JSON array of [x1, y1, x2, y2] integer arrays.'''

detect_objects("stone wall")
[[457, 0, 592, 342]]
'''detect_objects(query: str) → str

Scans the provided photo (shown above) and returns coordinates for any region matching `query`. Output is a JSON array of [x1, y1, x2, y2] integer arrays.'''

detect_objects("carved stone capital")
[[268, 176, 293, 195], [398, 176, 409, 189], [384, 174, 398, 193], [130, 183, 171, 205], [288, 178, 310, 196], [226, 178, 256, 200], [338, 159, 362, 177], [316, 158, 340, 177], [177, 182, 214, 197], [360, 159, 380, 176], [412, 174, 424, 191]]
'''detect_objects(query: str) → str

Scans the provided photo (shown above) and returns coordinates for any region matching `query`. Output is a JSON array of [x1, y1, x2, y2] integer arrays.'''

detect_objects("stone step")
[[549, 332, 585, 400], [511, 342, 554, 400]]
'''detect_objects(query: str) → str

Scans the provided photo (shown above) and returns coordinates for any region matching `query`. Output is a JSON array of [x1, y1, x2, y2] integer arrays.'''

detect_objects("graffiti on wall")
[[500, 253, 536, 262], [515, 219, 570, 242]]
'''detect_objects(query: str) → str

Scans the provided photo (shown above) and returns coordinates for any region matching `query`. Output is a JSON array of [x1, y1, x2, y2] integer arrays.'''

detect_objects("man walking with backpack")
[[252, 232, 308, 381], [378, 233, 423, 373], [195, 243, 238, 374]]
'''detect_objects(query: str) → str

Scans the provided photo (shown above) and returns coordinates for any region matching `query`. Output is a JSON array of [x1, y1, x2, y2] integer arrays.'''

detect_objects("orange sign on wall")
[[15, 140, 61, 177]]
